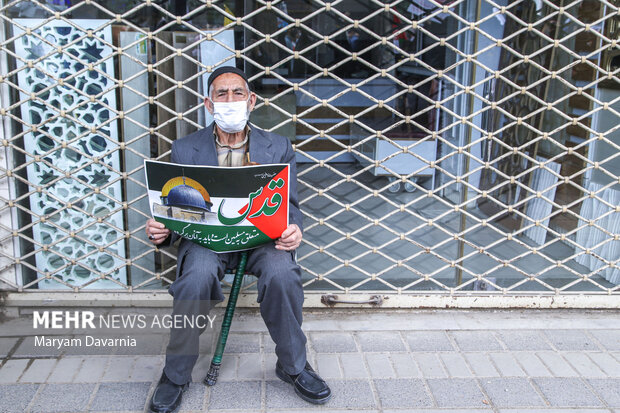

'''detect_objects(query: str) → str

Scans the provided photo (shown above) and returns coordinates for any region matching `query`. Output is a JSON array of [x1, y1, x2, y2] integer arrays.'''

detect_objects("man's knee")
[[256, 252, 302, 301], [266, 265, 302, 290], [173, 270, 219, 300], [170, 245, 223, 301]]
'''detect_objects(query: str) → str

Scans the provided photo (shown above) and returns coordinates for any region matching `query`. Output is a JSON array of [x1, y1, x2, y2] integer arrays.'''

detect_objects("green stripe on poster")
[[155, 217, 272, 252]]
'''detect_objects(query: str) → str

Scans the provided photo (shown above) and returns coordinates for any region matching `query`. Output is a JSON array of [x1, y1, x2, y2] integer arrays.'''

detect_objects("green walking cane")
[[204, 250, 248, 386]]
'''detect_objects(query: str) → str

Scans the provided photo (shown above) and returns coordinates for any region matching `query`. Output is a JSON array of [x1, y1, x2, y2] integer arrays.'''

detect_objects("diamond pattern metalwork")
[[0, 0, 618, 299]]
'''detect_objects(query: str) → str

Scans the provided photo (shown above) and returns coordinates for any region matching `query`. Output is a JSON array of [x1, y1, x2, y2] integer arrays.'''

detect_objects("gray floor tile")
[[588, 352, 620, 376], [73, 357, 108, 383], [20, 359, 56, 383], [101, 356, 134, 381], [544, 330, 602, 351], [0, 383, 40, 413], [498, 409, 610, 413], [324, 379, 376, 409], [12, 336, 63, 358], [533, 377, 603, 407], [496, 331, 552, 351], [264, 353, 278, 380], [405, 331, 454, 351], [563, 352, 607, 377], [316, 353, 342, 378], [0, 337, 19, 358], [450, 331, 503, 351], [588, 378, 620, 407], [439, 353, 473, 377], [384, 410, 491, 413], [178, 383, 207, 411], [464, 353, 500, 377], [220, 333, 260, 353], [238, 353, 264, 380], [310, 332, 358, 353], [356, 331, 406, 352], [589, 330, 620, 351], [489, 353, 526, 377], [267, 378, 376, 409], [0, 359, 30, 383], [90, 382, 150, 411], [340, 353, 369, 378], [413, 353, 447, 378], [513, 353, 553, 377], [536, 352, 579, 377], [206, 411, 260, 413], [390, 352, 422, 378], [29, 383, 95, 412], [481, 378, 545, 407], [307, 410, 380, 413], [366, 353, 396, 378], [47, 357, 82, 383], [196, 354, 236, 382], [266, 379, 316, 409], [427, 378, 487, 408], [208, 380, 261, 410], [374, 378, 432, 408], [263, 333, 277, 353], [114, 333, 167, 356], [130, 355, 164, 382]]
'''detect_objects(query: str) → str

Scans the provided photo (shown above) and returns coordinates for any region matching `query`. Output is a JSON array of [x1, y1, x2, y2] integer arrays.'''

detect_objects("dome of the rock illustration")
[[161, 176, 213, 212], [166, 184, 212, 211]]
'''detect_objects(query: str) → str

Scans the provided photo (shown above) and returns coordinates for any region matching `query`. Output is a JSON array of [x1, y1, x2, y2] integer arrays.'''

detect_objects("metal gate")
[[0, 0, 618, 308]]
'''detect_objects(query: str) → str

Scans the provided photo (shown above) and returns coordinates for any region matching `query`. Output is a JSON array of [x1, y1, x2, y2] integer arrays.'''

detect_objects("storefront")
[[0, 0, 618, 307]]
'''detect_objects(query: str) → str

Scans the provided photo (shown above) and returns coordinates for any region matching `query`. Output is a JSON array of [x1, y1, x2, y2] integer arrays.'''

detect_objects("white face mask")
[[212, 99, 250, 133]]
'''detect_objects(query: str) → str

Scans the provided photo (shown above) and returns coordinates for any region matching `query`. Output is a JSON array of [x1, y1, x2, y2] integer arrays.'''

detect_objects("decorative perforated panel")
[[12, 19, 126, 289]]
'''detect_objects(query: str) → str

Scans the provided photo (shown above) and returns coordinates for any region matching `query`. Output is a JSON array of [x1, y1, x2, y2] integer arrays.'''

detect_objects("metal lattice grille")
[[0, 0, 618, 303]]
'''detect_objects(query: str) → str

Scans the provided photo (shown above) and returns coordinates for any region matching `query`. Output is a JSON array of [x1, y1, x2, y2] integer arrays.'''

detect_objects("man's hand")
[[275, 224, 302, 251], [146, 218, 170, 245]]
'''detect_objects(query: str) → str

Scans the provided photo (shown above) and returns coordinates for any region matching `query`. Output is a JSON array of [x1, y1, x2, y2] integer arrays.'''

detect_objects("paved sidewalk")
[[0, 309, 619, 413]]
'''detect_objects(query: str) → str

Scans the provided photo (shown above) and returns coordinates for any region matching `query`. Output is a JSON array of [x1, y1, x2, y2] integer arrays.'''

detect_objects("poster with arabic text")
[[144, 160, 289, 252]]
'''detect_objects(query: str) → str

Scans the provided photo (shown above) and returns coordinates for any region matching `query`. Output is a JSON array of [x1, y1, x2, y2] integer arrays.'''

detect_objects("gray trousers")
[[163, 240, 307, 385]]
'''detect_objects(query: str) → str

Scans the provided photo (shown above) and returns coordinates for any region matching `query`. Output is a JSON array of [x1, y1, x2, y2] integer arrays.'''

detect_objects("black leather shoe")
[[275, 362, 332, 404], [149, 371, 188, 413]]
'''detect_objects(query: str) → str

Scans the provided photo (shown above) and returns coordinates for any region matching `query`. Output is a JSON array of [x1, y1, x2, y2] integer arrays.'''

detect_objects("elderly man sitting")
[[145, 66, 331, 413]]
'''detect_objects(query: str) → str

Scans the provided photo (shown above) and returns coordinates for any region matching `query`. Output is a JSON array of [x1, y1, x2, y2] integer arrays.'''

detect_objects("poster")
[[144, 161, 289, 252]]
